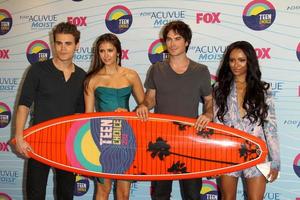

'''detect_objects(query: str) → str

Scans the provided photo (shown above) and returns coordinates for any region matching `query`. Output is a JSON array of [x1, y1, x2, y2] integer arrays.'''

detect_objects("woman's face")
[[229, 48, 248, 79], [98, 41, 118, 66]]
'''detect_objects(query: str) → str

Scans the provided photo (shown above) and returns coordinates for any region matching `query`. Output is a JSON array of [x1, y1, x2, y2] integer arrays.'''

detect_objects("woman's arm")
[[84, 79, 95, 113], [264, 88, 280, 170]]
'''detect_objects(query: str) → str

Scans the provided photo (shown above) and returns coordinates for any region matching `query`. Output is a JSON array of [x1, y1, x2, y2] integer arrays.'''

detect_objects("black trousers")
[[151, 178, 202, 200], [26, 158, 75, 200]]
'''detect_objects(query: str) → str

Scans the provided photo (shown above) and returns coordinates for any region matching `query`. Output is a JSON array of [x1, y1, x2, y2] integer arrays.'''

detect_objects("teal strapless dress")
[[95, 86, 132, 112], [94, 86, 133, 184]]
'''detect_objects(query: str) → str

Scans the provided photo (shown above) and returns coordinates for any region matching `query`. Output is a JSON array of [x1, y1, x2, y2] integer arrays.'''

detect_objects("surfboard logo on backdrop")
[[0, 102, 11, 128], [293, 153, 300, 177], [74, 175, 89, 196], [296, 42, 300, 62], [0, 193, 12, 200], [210, 74, 217, 85], [148, 39, 168, 64], [243, 0, 276, 31], [105, 5, 133, 34], [0, 9, 13, 35], [66, 118, 136, 174], [26, 40, 50, 64], [200, 180, 219, 200]]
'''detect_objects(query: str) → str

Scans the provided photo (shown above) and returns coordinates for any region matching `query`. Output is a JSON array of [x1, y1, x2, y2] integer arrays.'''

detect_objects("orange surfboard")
[[12, 112, 267, 180]]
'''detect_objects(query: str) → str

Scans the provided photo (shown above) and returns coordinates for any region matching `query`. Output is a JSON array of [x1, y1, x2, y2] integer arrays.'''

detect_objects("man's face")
[[165, 30, 188, 57], [54, 33, 78, 62]]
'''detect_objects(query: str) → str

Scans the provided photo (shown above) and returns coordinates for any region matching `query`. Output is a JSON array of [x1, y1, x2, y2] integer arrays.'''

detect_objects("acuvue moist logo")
[[74, 46, 94, 62], [0, 169, 19, 184], [139, 10, 185, 28], [270, 81, 284, 99], [286, 5, 300, 11], [189, 45, 226, 62], [0, 102, 11, 128], [0, 9, 13, 35], [148, 39, 168, 64], [19, 14, 57, 30], [0, 77, 19, 92], [26, 40, 50, 64], [243, 0, 276, 31], [74, 47, 129, 62], [105, 5, 133, 34]]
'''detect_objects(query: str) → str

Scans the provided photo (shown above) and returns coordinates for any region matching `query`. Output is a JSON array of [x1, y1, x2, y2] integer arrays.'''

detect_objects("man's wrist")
[[203, 113, 213, 121], [138, 103, 147, 109]]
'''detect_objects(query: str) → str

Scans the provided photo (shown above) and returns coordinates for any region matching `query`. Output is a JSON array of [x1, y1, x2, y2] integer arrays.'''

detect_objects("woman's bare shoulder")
[[122, 66, 138, 76]]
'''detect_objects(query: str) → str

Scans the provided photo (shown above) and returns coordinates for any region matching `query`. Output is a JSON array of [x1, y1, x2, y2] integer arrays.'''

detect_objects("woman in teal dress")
[[84, 33, 144, 200]]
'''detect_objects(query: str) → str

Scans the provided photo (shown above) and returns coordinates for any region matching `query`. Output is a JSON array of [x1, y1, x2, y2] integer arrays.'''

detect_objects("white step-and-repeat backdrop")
[[0, 0, 300, 199]]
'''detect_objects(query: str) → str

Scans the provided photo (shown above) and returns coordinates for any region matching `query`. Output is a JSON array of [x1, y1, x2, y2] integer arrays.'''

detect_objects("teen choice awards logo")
[[26, 40, 50, 64], [148, 39, 168, 64], [105, 5, 133, 34], [200, 180, 219, 200], [74, 175, 89, 196], [0, 9, 13, 35], [243, 0, 276, 31], [0, 193, 12, 200], [293, 153, 300, 177], [0, 102, 11, 128], [66, 118, 136, 174], [297, 42, 300, 62]]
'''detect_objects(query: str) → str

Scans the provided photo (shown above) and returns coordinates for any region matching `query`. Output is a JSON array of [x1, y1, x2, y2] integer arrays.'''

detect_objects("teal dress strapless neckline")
[[94, 86, 132, 112], [94, 86, 133, 184]]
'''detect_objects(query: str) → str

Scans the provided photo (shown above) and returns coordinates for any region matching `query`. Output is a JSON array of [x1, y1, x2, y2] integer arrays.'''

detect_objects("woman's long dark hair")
[[214, 41, 269, 125], [84, 33, 122, 91]]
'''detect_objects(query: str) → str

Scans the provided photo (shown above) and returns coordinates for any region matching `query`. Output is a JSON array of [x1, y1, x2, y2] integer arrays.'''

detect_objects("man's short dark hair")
[[53, 22, 80, 44], [162, 20, 192, 52]]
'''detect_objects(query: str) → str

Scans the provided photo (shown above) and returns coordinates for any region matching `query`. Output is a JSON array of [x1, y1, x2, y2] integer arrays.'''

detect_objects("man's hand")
[[136, 104, 149, 121], [15, 137, 32, 158]]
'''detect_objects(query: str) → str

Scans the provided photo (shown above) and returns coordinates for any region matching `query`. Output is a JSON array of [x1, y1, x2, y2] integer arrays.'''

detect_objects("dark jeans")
[[26, 158, 75, 200], [151, 178, 202, 200]]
